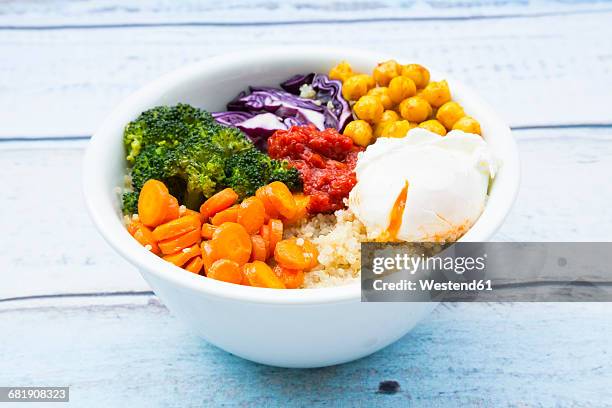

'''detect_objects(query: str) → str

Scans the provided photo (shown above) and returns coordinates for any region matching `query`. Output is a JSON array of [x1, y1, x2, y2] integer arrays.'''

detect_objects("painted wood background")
[[1, 1, 611, 406]]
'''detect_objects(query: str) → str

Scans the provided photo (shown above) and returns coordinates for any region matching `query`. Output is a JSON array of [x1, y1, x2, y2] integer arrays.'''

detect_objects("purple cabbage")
[[212, 73, 352, 151]]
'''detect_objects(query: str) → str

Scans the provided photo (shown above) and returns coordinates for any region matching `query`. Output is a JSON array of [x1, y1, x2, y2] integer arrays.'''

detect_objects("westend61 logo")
[[372, 252, 487, 275]]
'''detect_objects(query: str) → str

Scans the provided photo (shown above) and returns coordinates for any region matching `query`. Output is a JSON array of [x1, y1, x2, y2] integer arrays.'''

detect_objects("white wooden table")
[[1, 1, 611, 406]]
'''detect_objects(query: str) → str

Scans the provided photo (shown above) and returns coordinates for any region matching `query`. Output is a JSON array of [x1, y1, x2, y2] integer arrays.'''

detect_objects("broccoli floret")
[[123, 104, 303, 212], [224, 147, 302, 198], [124, 104, 216, 164], [122, 191, 139, 215]]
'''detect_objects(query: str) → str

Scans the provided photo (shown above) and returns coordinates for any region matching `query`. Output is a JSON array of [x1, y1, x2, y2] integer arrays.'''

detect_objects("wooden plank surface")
[[1, 298, 611, 407], [1, 8, 612, 137]]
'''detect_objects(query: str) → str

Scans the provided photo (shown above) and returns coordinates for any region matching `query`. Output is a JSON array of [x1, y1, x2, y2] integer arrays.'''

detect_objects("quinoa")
[[285, 209, 367, 288]]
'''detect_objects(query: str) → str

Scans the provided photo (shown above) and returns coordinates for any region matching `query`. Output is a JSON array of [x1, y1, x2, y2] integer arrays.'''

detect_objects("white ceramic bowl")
[[83, 47, 520, 368]]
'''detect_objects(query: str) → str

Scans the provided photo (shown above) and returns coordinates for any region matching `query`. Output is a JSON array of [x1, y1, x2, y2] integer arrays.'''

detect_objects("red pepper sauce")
[[268, 125, 363, 213]]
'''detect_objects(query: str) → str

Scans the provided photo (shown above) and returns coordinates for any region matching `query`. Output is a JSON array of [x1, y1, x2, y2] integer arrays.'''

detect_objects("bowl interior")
[[83, 47, 520, 304]]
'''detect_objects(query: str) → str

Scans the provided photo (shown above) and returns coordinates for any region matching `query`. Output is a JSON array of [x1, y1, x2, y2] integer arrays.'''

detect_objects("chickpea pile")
[[330, 60, 482, 146]]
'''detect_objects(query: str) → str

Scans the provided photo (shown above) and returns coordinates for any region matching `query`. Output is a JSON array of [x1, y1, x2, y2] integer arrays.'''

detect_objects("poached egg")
[[348, 128, 497, 242]]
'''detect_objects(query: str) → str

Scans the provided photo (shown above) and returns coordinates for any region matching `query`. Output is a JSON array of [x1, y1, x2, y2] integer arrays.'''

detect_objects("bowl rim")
[[83, 46, 520, 305]]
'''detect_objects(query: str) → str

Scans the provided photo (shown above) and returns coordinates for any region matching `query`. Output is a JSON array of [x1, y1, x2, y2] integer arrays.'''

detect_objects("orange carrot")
[[259, 224, 271, 256], [163, 195, 180, 223], [152, 214, 201, 242], [200, 241, 218, 274], [211, 222, 252, 265], [184, 257, 204, 274], [200, 223, 217, 240], [200, 188, 238, 220], [267, 181, 297, 219], [243, 261, 286, 289], [158, 228, 201, 255], [274, 265, 304, 289], [138, 179, 170, 227], [207, 259, 243, 284], [129, 222, 160, 255], [300, 238, 319, 270], [210, 206, 239, 226], [184, 208, 206, 223], [256, 185, 280, 218], [283, 193, 310, 225], [250, 234, 268, 262], [274, 238, 309, 270], [237, 197, 265, 234], [163, 243, 201, 267], [268, 219, 283, 255]]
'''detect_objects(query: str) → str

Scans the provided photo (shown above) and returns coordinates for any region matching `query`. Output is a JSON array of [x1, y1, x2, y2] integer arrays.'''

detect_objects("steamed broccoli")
[[122, 191, 139, 215], [123, 104, 301, 212]]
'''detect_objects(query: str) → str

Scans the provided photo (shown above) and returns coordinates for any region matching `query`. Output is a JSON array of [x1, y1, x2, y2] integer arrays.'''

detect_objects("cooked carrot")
[[237, 197, 265, 234], [207, 259, 243, 284], [184, 208, 206, 223], [259, 224, 271, 255], [200, 241, 218, 274], [210, 205, 239, 226], [268, 219, 283, 255], [267, 181, 297, 219], [256, 185, 279, 218], [274, 265, 304, 289], [283, 193, 310, 225], [274, 238, 309, 270], [158, 228, 201, 255], [184, 257, 204, 274], [138, 179, 170, 227], [300, 238, 319, 270], [152, 214, 201, 242], [201, 223, 217, 240], [250, 234, 268, 262], [129, 222, 160, 255], [200, 188, 238, 220], [163, 243, 201, 267], [163, 195, 180, 223], [212, 222, 252, 265], [243, 261, 286, 289]]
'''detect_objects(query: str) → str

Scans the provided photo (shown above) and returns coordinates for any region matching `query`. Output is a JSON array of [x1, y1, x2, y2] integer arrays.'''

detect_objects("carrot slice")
[[237, 197, 266, 234], [207, 259, 243, 284], [152, 215, 201, 242], [274, 238, 309, 270], [200, 188, 238, 220], [158, 228, 201, 255], [268, 219, 283, 255], [138, 179, 170, 227], [243, 261, 286, 289], [300, 238, 319, 270], [256, 185, 279, 219], [200, 241, 218, 275], [163, 195, 180, 223], [274, 265, 304, 289], [283, 193, 310, 225], [267, 181, 297, 219], [129, 222, 160, 255], [201, 223, 217, 240], [184, 257, 204, 274], [212, 222, 252, 265], [259, 224, 271, 256], [210, 206, 239, 226], [163, 243, 201, 267], [250, 234, 268, 262], [184, 208, 206, 223]]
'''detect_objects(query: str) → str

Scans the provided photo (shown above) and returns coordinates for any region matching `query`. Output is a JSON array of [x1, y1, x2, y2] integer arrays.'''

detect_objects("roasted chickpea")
[[372, 60, 402, 86], [344, 120, 374, 146], [420, 80, 451, 108], [399, 96, 432, 123], [452, 116, 482, 135], [380, 110, 400, 123], [436, 101, 465, 130], [353, 95, 384, 123], [401, 64, 430, 89], [329, 61, 354, 83], [381, 120, 415, 138], [367, 87, 393, 110], [342, 74, 375, 101], [418, 119, 447, 136], [388, 76, 417, 104]]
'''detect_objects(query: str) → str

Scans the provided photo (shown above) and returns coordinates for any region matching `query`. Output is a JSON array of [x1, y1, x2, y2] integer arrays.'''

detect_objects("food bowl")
[[83, 47, 520, 368]]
